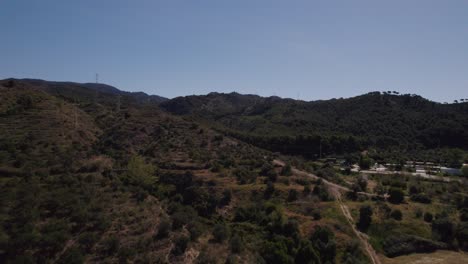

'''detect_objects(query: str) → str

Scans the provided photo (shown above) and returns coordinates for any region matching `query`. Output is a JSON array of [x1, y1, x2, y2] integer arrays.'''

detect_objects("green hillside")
[[161, 92, 468, 162]]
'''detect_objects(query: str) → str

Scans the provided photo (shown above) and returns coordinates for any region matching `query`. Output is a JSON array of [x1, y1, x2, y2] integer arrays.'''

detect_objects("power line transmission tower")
[[95, 73, 99, 83]]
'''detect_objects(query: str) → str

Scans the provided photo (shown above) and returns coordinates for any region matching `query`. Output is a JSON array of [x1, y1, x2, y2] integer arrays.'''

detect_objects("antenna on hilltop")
[[95, 73, 99, 84]]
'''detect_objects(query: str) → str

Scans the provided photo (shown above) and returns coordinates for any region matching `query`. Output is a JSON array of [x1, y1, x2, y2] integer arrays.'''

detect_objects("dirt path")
[[274, 159, 382, 264], [273, 160, 385, 199], [336, 193, 381, 264]]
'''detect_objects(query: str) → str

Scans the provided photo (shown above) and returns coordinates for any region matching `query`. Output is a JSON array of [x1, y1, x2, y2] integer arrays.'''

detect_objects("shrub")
[[102, 236, 119, 256], [410, 193, 431, 204], [303, 184, 311, 195], [424, 212, 433, 222], [382, 234, 447, 257], [280, 164, 292, 176], [432, 218, 455, 244], [78, 232, 98, 252], [461, 166, 468, 178], [390, 209, 403, 221], [220, 189, 232, 206], [58, 247, 84, 264], [172, 235, 189, 256], [460, 208, 468, 222], [213, 223, 229, 243], [264, 181, 275, 199], [388, 188, 405, 204], [260, 163, 277, 182], [457, 222, 468, 251], [188, 222, 204, 242], [357, 176, 367, 192], [313, 182, 331, 201], [124, 155, 156, 190], [295, 240, 320, 264], [261, 237, 294, 264], [157, 218, 171, 238], [287, 189, 298, 202], [230, 234, 242, 253], [357, 205, 372, 232], [310, 226, 336, 264]]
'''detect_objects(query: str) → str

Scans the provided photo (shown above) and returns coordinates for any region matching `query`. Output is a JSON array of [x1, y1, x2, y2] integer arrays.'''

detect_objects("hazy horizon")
[[1, 0, 467, 102]]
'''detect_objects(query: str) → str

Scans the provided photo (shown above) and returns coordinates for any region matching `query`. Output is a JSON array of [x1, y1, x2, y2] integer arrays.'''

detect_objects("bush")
[[410, 193, 431, 204], [295, 240, 320, 264], [432, 218, 455, 244], [460, 208, 468, 222], [388, 188, 405, 204], [188, 222, 204, 241], [102, 236, 119, 256], [260, 163, 277, 182], [78, 232, 98, 252], [172, 235, 189, 256], [213, 223, 229, 243], [58, 247, 84, 264], [230, 234, 242, 253], [264, 181, 275, 199], [280, 164, 292, 176], [382, 234, 447, 257], [424, 212, 433, 222], [390, 209, 402, 221], [457, 222, 468, 251], [220, 189, 232, 206], [157, 218, 171, 238], [357, 205, 372, 232], [287, 189, 299, 202], [124, 155, 156, 190], [461, 166, 468, 178], [261, 237, 294, 264], [310, 226, 336, 264]]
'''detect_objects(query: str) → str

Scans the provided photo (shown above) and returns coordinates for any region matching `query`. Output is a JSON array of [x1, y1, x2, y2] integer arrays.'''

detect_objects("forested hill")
[[161, 92, 468, 159], [3, 78, 168, 105]]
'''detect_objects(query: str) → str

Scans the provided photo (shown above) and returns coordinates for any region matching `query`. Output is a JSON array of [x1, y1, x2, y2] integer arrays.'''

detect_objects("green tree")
[[156, 218, 171, 238], [287, 189, 299, 202], [310, 226, 336, 264], [359, 156, 372, 170], [172, 235, 189, 256], [230, 234, 242, 254], [390, 209, 402, 221], [357, 205, 373, 232], [462, 166, 468, 178], [424, 212, 433, 222], [281, 163, 292, 176], [213, 223, 229, 243], [58, 247, 84, 264], [295, 240, 320, 264], [124, 155, 156, 190], [388, 188, 405, 204], [432, 218, 455, 244]]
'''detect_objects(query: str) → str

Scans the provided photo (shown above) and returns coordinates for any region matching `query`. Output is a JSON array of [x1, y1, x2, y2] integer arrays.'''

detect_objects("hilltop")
[[161, 91, 468, 162]]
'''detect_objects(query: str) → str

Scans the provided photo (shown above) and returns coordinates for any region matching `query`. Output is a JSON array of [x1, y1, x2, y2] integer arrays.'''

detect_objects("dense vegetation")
[[161, 92, 468, 163], [1, 79, 467, 263]]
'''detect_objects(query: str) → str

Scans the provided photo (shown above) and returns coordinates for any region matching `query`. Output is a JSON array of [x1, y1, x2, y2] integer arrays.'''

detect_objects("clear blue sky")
[[1, 0, 467, 102]]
